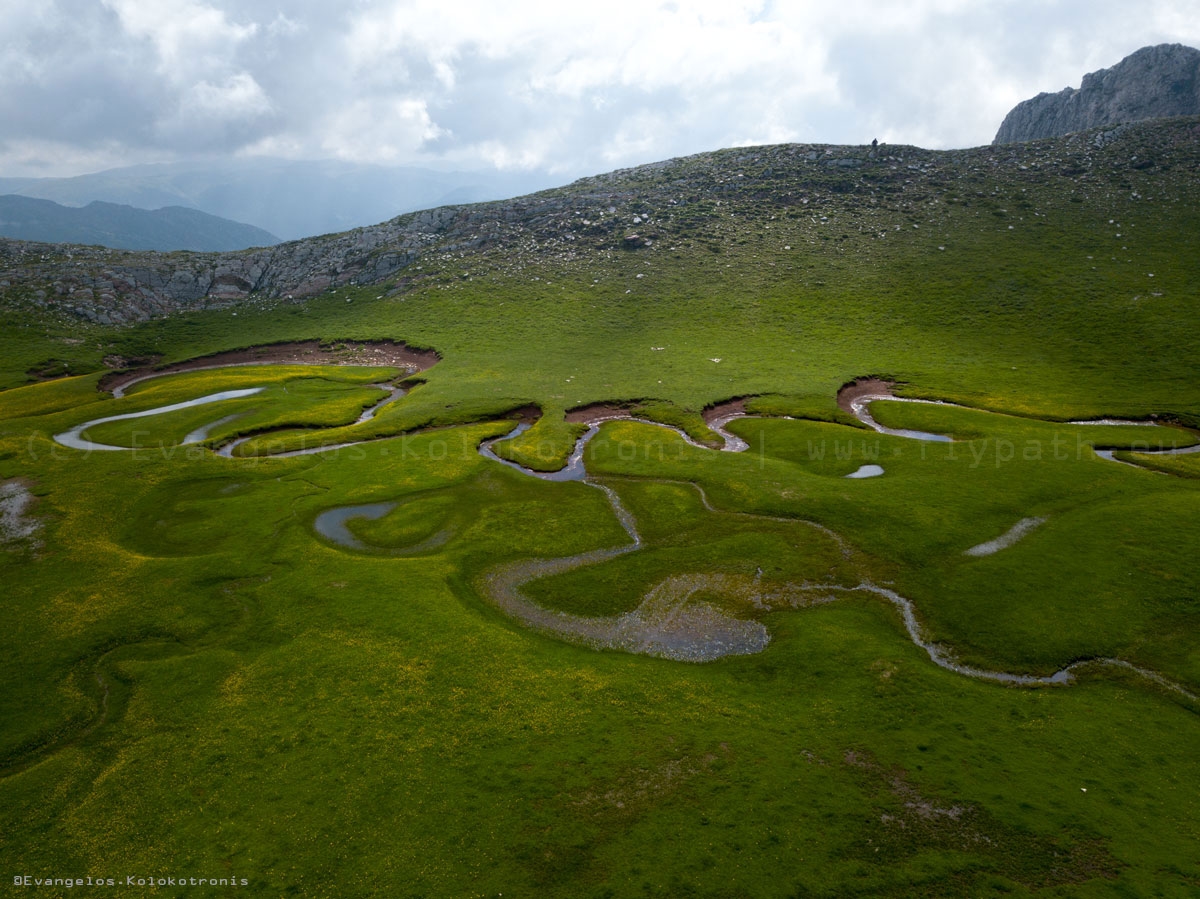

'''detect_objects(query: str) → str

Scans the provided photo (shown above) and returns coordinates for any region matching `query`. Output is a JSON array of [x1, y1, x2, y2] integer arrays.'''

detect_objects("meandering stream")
[[56, 383, 406, 457], [847, 394, 954, 442], [54, 388, 265, 452], [49, 370, 1199, 696], [464, 398, 1197, 695], [215, 382, 407, 459]]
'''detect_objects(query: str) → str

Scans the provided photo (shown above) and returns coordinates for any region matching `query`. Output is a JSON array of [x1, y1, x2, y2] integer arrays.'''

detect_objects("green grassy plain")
[[1, 120, 1198, 896]]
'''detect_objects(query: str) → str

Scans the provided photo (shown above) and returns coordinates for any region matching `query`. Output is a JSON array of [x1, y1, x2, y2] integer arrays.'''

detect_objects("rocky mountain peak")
[[994, 43, 1200, 144]]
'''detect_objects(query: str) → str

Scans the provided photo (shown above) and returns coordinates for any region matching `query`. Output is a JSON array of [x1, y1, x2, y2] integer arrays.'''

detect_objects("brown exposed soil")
[[506, 404, 542, 424], [99, 340, 440, 394], [836, 377, 896, 414], [567, 397, 753, 430], [702, 396, 749, 425], [564, 400, 644, 424]]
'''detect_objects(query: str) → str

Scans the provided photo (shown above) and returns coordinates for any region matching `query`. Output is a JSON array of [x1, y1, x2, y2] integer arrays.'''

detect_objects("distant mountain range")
[[0, 195, 280, 252], [0, 159, 567, 242]]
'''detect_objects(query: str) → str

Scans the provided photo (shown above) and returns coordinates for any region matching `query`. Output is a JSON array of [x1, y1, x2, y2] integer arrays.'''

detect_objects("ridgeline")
[[2, 116, 1197, 328]]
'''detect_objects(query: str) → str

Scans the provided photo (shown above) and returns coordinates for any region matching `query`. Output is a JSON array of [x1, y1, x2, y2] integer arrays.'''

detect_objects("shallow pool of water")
[[845, 464, 885, 479], [312, 502, 396, 550]]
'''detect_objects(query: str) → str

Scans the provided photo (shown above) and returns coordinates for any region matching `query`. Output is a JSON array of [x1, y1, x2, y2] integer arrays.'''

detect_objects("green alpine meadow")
[[1, 116, 1199, 897]]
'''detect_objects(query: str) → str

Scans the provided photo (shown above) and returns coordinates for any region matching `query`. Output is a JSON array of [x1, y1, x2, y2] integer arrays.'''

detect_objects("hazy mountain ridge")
[[0, 195, 280, 252], [995, 43, 1200, 143], [1, 116, 1198, 326], [0, 159, 565, 241]]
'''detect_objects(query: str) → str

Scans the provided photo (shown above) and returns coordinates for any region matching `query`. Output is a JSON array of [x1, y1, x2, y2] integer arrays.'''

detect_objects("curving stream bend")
[[848, 394, 954, 442], [54, 388, 265, 452], [55, 383, 407, 457]]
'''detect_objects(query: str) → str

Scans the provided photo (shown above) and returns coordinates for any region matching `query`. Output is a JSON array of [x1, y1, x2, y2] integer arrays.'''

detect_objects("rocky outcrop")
[[0, 189, 598, 323], [994, 44, 1200, 144], [0, 212, 445, 324]]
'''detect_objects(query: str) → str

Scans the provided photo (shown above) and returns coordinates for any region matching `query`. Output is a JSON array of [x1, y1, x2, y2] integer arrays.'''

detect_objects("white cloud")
[[0, 137, 168, 177], [318, 98, 447, 164], [266, 13, 303, 39], [184, 73, 273, 119], [101, 0, 257, 76], [152, 73, 274, 149], [0, 0, 1197, 176]]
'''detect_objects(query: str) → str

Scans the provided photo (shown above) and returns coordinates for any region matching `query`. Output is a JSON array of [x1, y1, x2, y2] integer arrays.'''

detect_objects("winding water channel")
[[847, 394, 954, 442], [50, 373, 1198, 696], [56, 383, 406, 457], [53, 388, 264, 452]]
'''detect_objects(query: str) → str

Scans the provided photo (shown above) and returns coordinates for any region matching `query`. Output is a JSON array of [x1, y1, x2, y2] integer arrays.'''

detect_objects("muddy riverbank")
[[101, 340, 438, 396]]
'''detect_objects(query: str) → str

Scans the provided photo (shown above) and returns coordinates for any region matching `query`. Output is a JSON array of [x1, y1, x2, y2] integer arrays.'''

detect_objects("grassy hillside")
[[5, 117, 1198, 431], [1, 118, 1198, 897]]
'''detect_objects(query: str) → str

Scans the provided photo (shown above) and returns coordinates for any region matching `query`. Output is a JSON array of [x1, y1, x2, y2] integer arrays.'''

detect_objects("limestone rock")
[[995, 44, 1200, 144]]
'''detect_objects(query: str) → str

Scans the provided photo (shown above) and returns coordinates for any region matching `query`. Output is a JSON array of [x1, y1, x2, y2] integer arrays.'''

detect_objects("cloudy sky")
[[3, 0, 1198, 179]]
